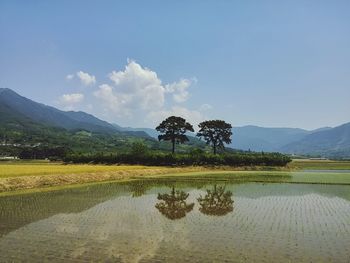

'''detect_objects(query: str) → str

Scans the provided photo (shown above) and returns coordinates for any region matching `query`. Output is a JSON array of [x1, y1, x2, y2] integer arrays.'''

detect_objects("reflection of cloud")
[[0, 196, 164, 263], [0, 187, 350, 262]]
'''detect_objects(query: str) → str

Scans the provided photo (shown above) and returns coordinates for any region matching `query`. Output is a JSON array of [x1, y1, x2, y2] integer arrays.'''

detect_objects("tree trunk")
[[172, 139, 175, 154], [213, 144, 217, 154]]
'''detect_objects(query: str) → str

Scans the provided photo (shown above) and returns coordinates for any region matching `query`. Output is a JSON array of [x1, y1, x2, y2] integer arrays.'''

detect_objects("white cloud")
[[165, 79, 191, 103], [66, 74, 74, 81], [93, 84, 131, 117], [77, 71, 96, 86], [147, 106, 205, 128], [107, 60, 165, 110], [60, 93, 84, 103], [199, 103, 213, 111], [58, 93, 84, 110], [93, 60, 170, 119], [91, 60, 210, 127]]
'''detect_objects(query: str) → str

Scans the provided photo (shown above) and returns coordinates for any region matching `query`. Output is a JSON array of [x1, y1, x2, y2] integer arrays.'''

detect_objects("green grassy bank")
[[1, 159, 350, 196]]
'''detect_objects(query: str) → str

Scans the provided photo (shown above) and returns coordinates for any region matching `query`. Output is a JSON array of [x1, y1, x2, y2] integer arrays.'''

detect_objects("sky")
[[0, 0, 349, 130]]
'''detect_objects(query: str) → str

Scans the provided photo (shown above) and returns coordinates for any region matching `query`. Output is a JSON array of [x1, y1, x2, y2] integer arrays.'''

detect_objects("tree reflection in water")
[[155, 186, 194, 220], [129, 181, 149, 197], [198, 185, 234, 216]]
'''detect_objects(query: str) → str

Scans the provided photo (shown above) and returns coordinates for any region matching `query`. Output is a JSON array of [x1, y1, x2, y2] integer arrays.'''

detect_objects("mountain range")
[[0, 88, 349, 158], [227, 125, 350, 158], [125, 124, 350, 158], [0, 88, 150, 138]]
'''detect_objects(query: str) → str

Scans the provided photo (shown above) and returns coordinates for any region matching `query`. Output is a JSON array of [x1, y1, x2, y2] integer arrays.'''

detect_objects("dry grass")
[[0, 163, 159, 178], [1, 160, 350, 194], [289, 159, 350, 170], [0, 163, 208, 193]]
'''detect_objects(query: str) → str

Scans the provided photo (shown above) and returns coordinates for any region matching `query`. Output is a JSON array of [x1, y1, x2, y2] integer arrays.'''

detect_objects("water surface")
[[0, 179, 349, 262], [302, 169, 350, 173]]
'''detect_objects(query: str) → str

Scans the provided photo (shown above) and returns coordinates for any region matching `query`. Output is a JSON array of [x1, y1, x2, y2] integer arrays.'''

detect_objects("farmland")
[[1, 159, 350, 195]]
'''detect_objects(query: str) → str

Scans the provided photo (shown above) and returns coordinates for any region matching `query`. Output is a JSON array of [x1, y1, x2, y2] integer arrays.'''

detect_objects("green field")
[[1, 159, 350, 195], [0, 163, 155, 178], [3, 159, 350, 178], [153, 170, 350, 185], [289, 159, 350, 170]]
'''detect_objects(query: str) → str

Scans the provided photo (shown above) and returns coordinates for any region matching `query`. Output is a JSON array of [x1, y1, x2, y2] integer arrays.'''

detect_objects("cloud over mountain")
[[107, 60, 165, 111], [90, 60, 208, 126], [165, 78, 193, 103], [58, 93, 84, 110], [147, 106, 205, 129]]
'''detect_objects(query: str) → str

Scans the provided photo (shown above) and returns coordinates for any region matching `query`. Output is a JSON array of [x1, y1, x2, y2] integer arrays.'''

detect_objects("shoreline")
[[0, 166, 209, 194], [0, 162, 292, 194], [2, 170, 350, 197], [1, 160, 350, 196]]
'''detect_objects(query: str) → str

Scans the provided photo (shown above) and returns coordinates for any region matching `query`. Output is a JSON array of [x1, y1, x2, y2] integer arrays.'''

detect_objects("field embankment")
[[0, 163, 211, 193], [1, 160, 350, 195], [289, 159, 350, 170]]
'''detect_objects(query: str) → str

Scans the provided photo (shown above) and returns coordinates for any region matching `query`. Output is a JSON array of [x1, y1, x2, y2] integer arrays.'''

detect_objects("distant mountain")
[[0, 88, 152, 139], [118, 123, 350, 157], [230, 125, 311, 152], [310, 127, 332, 133], [113, 124, 159, 138], [1, 88, 349, 158], [229, 124, 350, 158], [62, 111, 117, 132], [281, 122, 350, 158], [0, 88, 121, 134], [112, 124, 208, 149], [0, 89, 159, 157], [113, 125, 208, 147]]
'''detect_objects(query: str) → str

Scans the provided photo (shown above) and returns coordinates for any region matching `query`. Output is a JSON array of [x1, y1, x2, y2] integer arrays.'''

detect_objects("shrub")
[[63, 151, 291, 167]]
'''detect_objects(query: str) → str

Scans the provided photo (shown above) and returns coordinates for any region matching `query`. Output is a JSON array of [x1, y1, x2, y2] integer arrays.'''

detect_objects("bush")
[[63, 151, 291, 167], [19, 146, 69, 160], [130, 141, 149, 157]]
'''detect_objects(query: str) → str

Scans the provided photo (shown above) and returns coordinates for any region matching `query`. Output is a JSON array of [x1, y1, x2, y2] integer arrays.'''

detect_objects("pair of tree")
[[156, 116, 232, 154]]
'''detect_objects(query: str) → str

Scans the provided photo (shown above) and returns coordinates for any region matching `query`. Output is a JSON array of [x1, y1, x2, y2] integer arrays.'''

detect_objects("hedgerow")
[[63, 151, 291, 166]]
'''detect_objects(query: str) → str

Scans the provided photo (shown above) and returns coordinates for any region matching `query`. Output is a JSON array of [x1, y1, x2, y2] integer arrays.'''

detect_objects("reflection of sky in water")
[[0, 183, 349, 262]]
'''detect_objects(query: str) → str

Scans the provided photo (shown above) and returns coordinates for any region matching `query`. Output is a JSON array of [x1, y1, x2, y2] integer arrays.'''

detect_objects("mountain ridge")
[[0, 88, 150, 137], [281, 122, 350, 158], [1, 88, 349, 158]]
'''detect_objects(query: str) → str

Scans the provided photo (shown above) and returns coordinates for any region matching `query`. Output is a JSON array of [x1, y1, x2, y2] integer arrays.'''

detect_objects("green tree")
[[156, 116, 194, 154], [197, 120, 232, 154], [130, 140, 148, 156]]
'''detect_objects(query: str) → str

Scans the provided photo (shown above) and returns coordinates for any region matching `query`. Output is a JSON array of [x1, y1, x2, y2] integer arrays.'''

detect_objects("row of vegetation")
[[63, 117, 290, 166], [63, 151, 291, 166]]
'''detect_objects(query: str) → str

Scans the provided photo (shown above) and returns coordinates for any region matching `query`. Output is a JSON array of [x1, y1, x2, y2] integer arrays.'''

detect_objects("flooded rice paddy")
[[0, 179, 350, 262]]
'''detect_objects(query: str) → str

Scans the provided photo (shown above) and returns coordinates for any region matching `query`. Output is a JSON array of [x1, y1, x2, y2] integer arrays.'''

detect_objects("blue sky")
[[1, 1, 349, 129]]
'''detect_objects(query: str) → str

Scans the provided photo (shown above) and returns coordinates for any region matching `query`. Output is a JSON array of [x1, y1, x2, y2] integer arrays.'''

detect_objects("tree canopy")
[[197, 120, 232, 154], [156, 116, 194, 153]]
